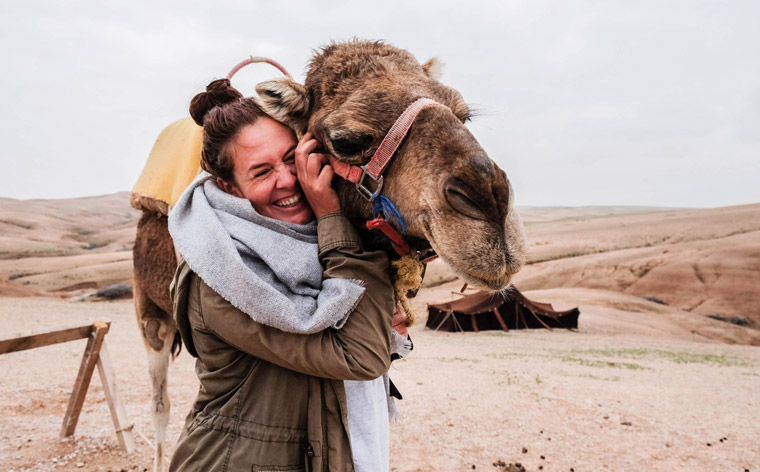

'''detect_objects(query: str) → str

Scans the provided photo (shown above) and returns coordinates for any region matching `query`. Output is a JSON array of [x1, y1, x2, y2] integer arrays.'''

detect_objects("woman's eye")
[[330, 133, 373, 156], [254, 169, 269, 178]]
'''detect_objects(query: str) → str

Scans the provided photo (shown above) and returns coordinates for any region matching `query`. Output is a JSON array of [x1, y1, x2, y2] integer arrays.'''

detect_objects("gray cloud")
[[1, 0, 758, 207]]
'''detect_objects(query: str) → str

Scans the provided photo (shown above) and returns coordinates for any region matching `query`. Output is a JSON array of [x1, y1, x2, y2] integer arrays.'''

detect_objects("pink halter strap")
[[226, 56, 292, 80], [327, 97, 439, 199]]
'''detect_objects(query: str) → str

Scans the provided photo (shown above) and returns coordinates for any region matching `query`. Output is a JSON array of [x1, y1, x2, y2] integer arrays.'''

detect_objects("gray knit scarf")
[[168, 172, 365, 333]]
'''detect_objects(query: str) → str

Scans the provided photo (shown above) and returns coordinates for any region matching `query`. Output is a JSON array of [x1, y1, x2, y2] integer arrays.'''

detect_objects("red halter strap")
[[327, 97, 439, 199], [227, 56, 292, 80], [366, 217, 410, 256]]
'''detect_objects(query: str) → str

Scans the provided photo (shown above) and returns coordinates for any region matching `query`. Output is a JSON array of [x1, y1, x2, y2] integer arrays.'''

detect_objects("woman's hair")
[[189, 79, 268, 182]]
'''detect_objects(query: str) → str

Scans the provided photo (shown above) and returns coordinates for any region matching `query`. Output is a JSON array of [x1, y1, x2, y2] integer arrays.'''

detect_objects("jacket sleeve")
[[198, 212, 395, 381]]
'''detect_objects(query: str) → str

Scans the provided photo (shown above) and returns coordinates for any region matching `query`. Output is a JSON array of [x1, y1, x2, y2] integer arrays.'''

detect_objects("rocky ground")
[[1, 289, 758, 471]]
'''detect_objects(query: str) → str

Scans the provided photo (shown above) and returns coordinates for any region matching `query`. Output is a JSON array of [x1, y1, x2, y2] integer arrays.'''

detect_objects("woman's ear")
[[217, 177, 243, 198], [255, 78, 311, 135]]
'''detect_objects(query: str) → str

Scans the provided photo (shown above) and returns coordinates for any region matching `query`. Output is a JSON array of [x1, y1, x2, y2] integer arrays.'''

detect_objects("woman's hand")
[[295, 133, 341, 219], [392, 306, 408, 337]]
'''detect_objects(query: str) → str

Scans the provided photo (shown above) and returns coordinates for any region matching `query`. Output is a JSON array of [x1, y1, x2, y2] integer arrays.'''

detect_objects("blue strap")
[[372, 193, 408, 235]]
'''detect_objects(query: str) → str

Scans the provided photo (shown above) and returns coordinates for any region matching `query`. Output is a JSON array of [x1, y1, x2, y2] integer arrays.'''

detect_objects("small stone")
[[522, 447, 528, 453], [472, 466, 476, 470], [76, 462, 85, 468], [706, 442, 712, 447], [539, 467, 544, 471], [540, 455, 545, 460], [621, 421, 632, 426]]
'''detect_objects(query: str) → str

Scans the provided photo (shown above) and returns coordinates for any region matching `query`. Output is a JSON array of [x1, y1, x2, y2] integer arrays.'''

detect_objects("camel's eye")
[[330, 132, 374, 157]]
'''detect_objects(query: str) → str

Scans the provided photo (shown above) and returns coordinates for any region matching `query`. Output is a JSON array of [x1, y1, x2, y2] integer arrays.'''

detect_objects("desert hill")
[[0, 192, 137, 260], [425, 203, 760, 328], [0, 193, 138, 297], [1, 192, 758, 334]]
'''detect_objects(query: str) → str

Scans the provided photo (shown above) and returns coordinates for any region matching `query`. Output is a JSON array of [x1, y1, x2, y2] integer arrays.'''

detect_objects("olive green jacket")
[[168, 213, 395, 472]]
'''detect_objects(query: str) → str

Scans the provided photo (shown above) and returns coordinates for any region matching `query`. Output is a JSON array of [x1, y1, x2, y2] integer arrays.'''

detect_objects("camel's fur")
[[257, 40, 526, 290], [133, 40, 525, 471]]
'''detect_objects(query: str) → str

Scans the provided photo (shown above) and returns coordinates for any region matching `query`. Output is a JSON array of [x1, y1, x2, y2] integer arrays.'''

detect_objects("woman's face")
[[218, 117, 314, 224]]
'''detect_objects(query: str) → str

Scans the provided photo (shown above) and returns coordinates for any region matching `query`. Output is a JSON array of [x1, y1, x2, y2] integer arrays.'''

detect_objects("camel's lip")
[[420, 215, 512, 291], [438, 251, 513, 291]]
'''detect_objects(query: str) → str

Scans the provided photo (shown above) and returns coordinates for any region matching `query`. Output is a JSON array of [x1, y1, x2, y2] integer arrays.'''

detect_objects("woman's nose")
[[275, 165, 297, 188]]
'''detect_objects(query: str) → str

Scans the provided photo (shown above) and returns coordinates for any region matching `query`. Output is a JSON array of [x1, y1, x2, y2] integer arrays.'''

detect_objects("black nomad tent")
[[426, 288, 580, 332]]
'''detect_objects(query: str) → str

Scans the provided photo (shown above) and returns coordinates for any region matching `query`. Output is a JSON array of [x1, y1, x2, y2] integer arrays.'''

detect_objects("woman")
[[167, 79, 397, 471]]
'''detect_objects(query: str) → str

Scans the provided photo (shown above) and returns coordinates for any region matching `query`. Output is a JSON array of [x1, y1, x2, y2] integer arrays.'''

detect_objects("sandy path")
[[1, 296, 758, 471]]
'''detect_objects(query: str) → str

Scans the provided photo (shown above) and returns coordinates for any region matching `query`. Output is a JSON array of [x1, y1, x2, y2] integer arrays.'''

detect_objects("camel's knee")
[[141, 317, 177, 352]]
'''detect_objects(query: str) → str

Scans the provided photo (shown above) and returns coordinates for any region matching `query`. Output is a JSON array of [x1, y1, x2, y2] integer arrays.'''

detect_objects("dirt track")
[[1, 291, 758, 472]]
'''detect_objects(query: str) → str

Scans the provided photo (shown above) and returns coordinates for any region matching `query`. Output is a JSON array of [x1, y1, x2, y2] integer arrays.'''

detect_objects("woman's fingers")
[[295, 134, 319, 176], [317, 163, 334, 187], [305, 153, 326, 180]]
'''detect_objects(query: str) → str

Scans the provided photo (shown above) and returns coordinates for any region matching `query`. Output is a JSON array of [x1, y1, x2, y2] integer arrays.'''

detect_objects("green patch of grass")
[[572, 348, 753, 367], [560, 356, 647, 370], [485, 352, 531, 360], [574, 373, 621, 382], [435, 357, 479, 364]]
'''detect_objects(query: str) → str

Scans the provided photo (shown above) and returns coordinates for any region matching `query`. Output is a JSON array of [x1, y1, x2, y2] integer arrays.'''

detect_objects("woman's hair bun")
[[189, 78, 244, 126]]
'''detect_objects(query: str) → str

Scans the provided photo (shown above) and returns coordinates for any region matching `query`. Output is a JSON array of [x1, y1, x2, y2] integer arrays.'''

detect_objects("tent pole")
[[492, 308, 509, 332]]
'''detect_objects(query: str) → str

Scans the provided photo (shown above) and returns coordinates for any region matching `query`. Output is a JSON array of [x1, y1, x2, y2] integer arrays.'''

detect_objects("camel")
[[132, 39, 526, 471]]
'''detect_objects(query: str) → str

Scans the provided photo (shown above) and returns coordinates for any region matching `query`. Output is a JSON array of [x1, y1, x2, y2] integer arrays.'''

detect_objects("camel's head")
[[257, 41, 525, 291]]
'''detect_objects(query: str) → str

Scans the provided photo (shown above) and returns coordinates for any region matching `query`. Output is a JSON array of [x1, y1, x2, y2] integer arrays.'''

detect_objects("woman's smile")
[[272, 191, 304, 208]]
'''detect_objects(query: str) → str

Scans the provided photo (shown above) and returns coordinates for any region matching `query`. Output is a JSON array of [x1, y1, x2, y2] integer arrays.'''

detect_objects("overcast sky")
[[2, 0, 758, 207]]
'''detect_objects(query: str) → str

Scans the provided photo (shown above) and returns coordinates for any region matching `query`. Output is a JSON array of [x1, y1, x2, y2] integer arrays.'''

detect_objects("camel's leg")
[[135, 279, 176, 472], [133, 211, 178, 472]]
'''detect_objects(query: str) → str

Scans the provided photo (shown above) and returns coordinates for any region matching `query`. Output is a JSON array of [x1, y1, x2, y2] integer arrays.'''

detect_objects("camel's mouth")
[[437, 252, 514, 292], [420, 216, 517, 292]]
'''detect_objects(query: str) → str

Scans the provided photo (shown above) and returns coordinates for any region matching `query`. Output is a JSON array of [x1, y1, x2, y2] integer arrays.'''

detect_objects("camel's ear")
[[255, 78, 311, 134], [422, 58, 443, 81]]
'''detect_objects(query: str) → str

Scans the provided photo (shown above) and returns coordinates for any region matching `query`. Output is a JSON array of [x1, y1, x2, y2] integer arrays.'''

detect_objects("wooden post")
[[1, 321, 134, 452], [471, 315, 479, 332], [0, 324, 95, 354], [60, 321, 109, 438], [96, 340, 136, 452]]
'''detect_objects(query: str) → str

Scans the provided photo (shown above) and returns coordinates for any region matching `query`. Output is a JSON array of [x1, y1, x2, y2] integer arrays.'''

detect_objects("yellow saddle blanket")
[[131, 117, 203, 215]]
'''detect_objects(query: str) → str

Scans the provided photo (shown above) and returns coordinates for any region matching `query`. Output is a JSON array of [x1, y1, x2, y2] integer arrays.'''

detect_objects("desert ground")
[[1, 195, 758, 471]]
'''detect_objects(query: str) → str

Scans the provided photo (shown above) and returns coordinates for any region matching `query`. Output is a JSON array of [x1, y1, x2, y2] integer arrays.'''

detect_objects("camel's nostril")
[[444, 178, 497, 222]]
